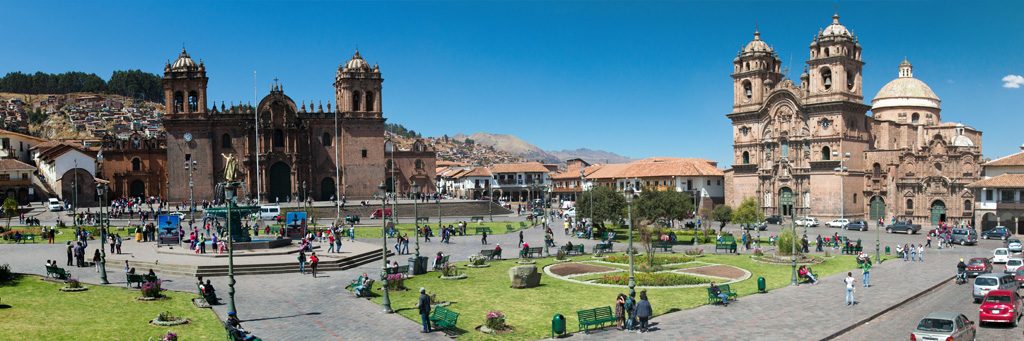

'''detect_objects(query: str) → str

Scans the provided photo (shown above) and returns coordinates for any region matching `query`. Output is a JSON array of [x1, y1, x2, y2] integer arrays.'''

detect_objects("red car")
[[966, 258, 992, 277], [978, 290, 1022, 326], [370, 208, 392, 219]]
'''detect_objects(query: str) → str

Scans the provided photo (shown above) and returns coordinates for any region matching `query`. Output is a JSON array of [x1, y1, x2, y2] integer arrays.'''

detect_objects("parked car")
[[978, 290, 1022, 327], [827, 219, 850, 229], [966, 257, 992, 277], [743, 222, 767, 231], [564, 208, 577, 219], [796, 217, 819, 227], [846, 220, 869, 231], [253, 206, 281, 220], [951, 228, 978, 246], [885, 222, 921, 234], [765, 215, 783, 224], [1006, 238, 1023, 253], [1015, 268, 1024, 285], [993, 248, 1011, 264], [973, 273, 1018, 303], [344, 215, 360, 225], [910, 312, 975, 341], [370, 208, 393, 219], [982, 226, 1012, 240], [47, 198, 63, 212], [1006, 258, 1024, 274]]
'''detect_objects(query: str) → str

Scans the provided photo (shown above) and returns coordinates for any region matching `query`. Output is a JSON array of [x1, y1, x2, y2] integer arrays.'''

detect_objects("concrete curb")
[[820, 274, 955, 340]]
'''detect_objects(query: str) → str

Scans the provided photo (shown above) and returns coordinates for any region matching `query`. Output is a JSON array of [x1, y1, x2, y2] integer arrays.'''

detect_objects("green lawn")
[[370, 253, 861, 340], [260, 221, 525, 239], [0, 275, 223, 340]]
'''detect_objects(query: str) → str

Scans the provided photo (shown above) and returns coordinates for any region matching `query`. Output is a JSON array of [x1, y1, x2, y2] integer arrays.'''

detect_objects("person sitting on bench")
[[798, 265, 817, 284], [709, 282, 729, 306], [348, 273, 369, 291], [201, 279, 219, 304], [432, 252, 445, 270]]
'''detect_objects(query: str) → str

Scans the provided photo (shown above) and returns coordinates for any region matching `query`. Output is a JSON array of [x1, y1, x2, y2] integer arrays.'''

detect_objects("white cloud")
[[1003, 74, 1024, 88]]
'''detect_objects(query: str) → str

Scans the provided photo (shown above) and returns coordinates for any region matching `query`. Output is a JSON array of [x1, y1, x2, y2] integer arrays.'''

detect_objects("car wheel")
[[983, 235, 988, 239], [961, 240, 966, 246], [861, 227, 866, 232], [907, 229, 913, 235], [886, 228, 892, 234]]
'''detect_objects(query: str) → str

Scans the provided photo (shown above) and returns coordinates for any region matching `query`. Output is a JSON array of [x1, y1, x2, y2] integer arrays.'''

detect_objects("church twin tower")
[[162, 49, 387, 203]]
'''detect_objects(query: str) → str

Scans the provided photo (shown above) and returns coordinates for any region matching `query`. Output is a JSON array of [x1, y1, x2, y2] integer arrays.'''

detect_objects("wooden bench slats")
[[429, 306, 460, 331], [577, 306, 616, 332]]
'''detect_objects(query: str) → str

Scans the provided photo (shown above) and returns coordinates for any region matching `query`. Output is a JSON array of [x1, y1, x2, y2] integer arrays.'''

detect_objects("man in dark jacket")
[[634, 290, 653, 333], [418, 287, 432, 333]]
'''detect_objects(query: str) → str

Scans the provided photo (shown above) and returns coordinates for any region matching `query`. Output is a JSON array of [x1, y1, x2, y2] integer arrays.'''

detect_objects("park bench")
[[197, 284, 218, 305], [45, 265, 70, 280], [383, 265, 410, 278], [706, 284, 739, 305], [653, 241, 674, 253], [470, 216, 485, 223], [21, 233, 37, 243], [480, 249, 502, 260], [842, 245, 863, 255], [576, 306, 616, 333], [433, 255, 450, 270], [561, 244, 585, 255], [353, 279, 375, 297], [429, 306, 460, 332], [715, 236, 737, 254], [415, 217, 430, 223], [520, 247, 543, 258], [126, 273, 147, 287], [474, 227, 493, 235], [592, 243, 613, 255]]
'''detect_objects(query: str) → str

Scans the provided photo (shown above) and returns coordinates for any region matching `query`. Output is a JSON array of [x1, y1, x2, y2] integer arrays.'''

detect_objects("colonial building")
[[32, 141, 97, 207], [162, 48, 429, 203], [0, 159, 37, 204], [96, 133, 168, 199], [386, 138, 438, 197], [726, 14, 983, 226], [968, 146, 1024, 233]]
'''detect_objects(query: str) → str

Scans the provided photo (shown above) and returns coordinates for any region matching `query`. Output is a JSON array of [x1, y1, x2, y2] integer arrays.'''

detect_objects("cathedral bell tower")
[[732, 30, 783, 110], [334, 50, 383, 116], [163, 48, 208, 115], [806, 13, 863, 102]]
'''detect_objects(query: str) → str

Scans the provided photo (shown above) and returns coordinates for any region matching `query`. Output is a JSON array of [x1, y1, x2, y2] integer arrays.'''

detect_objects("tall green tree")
[[3, 197, 18, 232], [732, 197, 765, 229], [634, 190, 693, 228], [576, 186, 626, 228]]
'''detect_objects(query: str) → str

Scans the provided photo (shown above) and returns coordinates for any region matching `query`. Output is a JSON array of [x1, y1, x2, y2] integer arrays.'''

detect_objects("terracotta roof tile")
[[0, 159, 36, 171], [458, 167, 492, 178], [967, 174, 1024, 189], [985, 151, 1024, 167], [585, 158, 722, 179]]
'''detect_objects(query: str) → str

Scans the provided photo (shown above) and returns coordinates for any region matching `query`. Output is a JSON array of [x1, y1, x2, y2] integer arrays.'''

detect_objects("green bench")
[[415, 217, 430, 223], [126, 273, 148, 287], [474, 227, 493, 235], [20, 233, 37, 243], [842, 245, 863, 255], [653, 241, 674, 252], [383, 265, 410, 278], [429, 306, 460, 332], [480, 249, 502, 260], [706, 284, 738, 305], [561, 244, 585, 255], [470, 216, 485, 223], [433, 255, 450, 270], [353, 279, 375, 297], [520, 247, 543, 258], [592, 243, 613, 255], [576, 306, 616, 333], [45, 265, 70, 280], [715, 236, 737, 253]]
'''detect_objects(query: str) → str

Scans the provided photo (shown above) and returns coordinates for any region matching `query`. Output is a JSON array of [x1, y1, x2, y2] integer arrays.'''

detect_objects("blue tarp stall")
[[285, 211, 307, 239], [157, 215, 181, 244]]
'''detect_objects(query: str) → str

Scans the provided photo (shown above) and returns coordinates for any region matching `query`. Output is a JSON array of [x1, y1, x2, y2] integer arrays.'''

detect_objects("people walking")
[[844, 272, 857, 306], [910, 244, 917, 262], [481, 230, 488, 245], [519, 230, 524, 247], [917, 244, 925, 262], [309, 252, 319, 278], [861, 257, 872, 288], [418, 287, 432, 333], [297, 251, 306, 275], [66, 241, 73, 266]]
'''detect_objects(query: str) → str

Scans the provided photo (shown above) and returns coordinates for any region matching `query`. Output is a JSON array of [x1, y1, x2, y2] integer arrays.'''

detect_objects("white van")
[[47, 198, 63, 212], [973, 273, 1018, 302], [255, 206, 281, 220], [993, 248, 1011, 264]]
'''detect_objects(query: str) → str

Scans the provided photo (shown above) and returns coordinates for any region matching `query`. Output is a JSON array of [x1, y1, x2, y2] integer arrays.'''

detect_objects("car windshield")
[[916, 318, 954, 333], [969, 259, 986, 265], [976, 278, 998, 286], [996, 250, 1008, 255], [1009, 260, 1023, 266], [985, 295, 1011, 303], [1017, 269, 1024, 275]]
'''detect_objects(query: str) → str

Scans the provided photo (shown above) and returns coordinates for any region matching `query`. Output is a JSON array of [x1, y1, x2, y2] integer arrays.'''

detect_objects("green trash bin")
[[551, 313, 566, 338], [885, 246, 891, 255], [757, 276, 767, 293]]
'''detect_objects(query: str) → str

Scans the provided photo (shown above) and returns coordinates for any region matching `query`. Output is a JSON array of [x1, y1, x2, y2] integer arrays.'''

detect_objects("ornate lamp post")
[[625, 182, 636, 297], [95, 181, 109, 284], [412, 183, 421, 259], [223, 182, 240, 314], [379, 181, 393, 313]]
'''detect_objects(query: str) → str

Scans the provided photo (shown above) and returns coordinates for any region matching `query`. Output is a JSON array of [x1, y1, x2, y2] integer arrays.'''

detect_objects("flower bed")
[[594, 272, 711, 286], [150, 311, 190, 326], [603, 254, 695, 266]]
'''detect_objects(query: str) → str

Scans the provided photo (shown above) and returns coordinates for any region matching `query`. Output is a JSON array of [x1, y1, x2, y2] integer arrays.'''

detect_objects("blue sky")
[[1, 1, 1021, 165]]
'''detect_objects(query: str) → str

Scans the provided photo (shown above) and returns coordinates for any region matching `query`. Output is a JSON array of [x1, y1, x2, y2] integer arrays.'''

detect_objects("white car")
[[827, 219, 850, 228], [1005, 258, 1024, 274], [47, 198, 63, 212], [564, 208, 577, 219], [796, 217, 819, 227], [993, 248, 1011, 264], [1006, 239, 1023, 253]]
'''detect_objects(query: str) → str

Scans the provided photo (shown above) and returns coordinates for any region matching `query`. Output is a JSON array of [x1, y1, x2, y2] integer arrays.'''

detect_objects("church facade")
[[162, 49, 430, 203], [726, 14, 983, 227]]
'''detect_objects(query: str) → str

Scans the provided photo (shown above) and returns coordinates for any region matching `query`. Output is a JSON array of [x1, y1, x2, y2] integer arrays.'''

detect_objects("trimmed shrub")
[[485, 310, 507, 330], [595, 272, 711, 286], [141, 280, 163, 298], [776, 229, 801, 256], [603, 254, 694, 266]]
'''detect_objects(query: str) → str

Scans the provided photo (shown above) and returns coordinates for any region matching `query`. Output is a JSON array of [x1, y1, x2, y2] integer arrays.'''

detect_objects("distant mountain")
[[548, 148, 633, 164]]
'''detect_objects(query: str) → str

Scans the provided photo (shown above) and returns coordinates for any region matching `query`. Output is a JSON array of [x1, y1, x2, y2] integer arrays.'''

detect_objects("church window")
[[820, 119, 831, 129], [846, 70, 855, 90], [415, 159, 424, 169], [821, 146, 831, 160], [322, 132, 332, 147], [361, 149, 368, 158], [934, 162, 942, 172], [853, 193, 857, 204], [131, 158, 142, 172], [742, 80, 752, 100], [742, 151, 750, 164], [780, 139, 790, 159], [365, 91, 374, 111], [221, 134, 232, 149], [821, 67, 832, 90], [351, 91, 361, 111], [911, 113, 920, 124], [273, 129, 284, 148], [173, 91, 184, 113], [872, 163, 882, 178], [188, 91, 199, 112], [964, 200, 972, 210], [906, 199, 914, 210]]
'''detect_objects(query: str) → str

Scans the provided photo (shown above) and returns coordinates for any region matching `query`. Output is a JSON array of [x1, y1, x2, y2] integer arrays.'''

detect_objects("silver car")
[[950, 228, 977, 246], [911, 312, 975, 341], [1007, 238, 1023, 253]]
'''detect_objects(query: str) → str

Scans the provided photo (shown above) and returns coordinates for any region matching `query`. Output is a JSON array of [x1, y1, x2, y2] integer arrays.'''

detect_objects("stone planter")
[[475, 325, 514, 335], [465, 264, 491, 268], [136, 296, 167, 301], [59, 287, 88, 292], [509, 265, 541, 289], [440, 274, 467, 280], [150, 317, 190, 327], [516, 260, 536, 265]]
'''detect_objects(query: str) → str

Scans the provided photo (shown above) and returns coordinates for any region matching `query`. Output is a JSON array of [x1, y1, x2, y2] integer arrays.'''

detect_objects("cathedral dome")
[[171, 48, 197, 71], [344, 50, 370, 71], [820, 14, 853, 38], [741, 30, 773, 54], [872, 59, 940, 110]]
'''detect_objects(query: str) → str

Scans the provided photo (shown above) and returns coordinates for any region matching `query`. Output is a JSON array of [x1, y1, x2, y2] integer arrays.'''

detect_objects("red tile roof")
[[0, 159, 36, 171], [985, 151, 1024, 167], [967, 174, 1024, 189], [587, 158, 723, 179]]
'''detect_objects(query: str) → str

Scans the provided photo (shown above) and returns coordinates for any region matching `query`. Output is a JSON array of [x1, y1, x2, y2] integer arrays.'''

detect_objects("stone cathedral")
[[725, 14, 983, 227]]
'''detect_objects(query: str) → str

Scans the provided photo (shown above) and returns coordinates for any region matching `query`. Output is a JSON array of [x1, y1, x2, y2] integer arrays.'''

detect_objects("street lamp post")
[[187, 160, 197, 237], [413, 184, 420, 259], [96, 181, 109, 284], [379, 182, 393, 313], [223, 182, 239, 314], [625, 182, 636, 297]]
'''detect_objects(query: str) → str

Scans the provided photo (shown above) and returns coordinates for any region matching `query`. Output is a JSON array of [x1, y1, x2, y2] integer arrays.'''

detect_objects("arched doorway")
[[129, 180, 146, 198], [60, 168, 96, 207], [869, 196, 885, 221], [779, 188, 794, 216], [981, 212, 998, 232], [384, 177, 395, 194], [267, 162, 291, 203], [930, 200, 946, 226], [320, 177, 336, 201]]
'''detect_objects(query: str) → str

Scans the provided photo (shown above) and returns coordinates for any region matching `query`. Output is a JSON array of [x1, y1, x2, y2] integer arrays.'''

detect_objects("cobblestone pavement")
[[835, 274, 1021, 341]]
